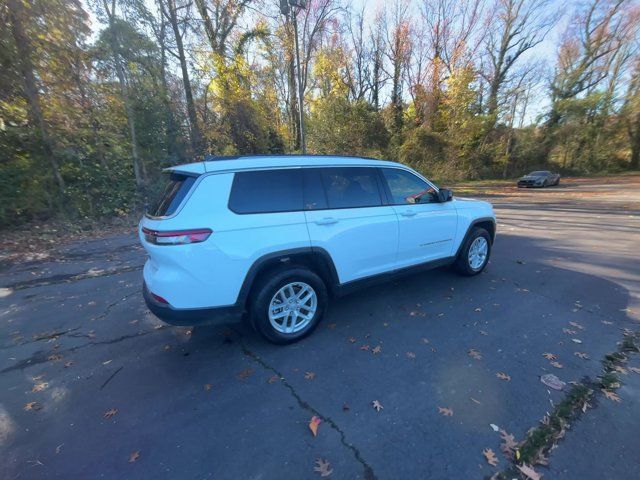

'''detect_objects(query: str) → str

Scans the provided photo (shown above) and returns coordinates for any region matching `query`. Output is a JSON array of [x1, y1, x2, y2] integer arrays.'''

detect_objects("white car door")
[[303, 167, 399, 283], [379, 167, 458, 269]]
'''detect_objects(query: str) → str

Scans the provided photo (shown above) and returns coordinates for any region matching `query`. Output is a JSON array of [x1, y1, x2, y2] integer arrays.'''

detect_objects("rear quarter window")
[[229, 169, 303, 214], [148, 172, 197, 217]]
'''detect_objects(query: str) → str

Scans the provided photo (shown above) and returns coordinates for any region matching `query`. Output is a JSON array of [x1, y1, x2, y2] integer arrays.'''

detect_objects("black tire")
[[454, 227, 492, 276], [249, 265, 328, 344]]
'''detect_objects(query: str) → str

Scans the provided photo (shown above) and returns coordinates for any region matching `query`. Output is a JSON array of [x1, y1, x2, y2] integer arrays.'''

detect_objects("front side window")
[[229, 169, 303, 214], [381, 168, 436, 205], [319, 167, 382, 209]]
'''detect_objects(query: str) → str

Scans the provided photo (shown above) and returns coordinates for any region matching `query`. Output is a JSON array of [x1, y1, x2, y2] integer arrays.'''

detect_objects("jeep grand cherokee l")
[[140, 155, 496, 344]]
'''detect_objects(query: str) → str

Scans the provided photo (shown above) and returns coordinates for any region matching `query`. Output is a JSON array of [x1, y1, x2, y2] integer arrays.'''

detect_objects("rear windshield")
[[148, 172, 197, 217]]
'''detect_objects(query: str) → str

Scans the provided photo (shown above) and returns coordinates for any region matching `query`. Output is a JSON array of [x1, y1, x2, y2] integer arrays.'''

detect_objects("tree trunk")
[[166, 0, 202, 156], [285, 17, 300, 151], [103, 0, 145, 189], [7, 0, 65, 196]]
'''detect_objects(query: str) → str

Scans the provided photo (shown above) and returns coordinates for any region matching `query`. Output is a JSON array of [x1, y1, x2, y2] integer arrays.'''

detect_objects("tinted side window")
[[381, 168, 436, 204], [229, 169, 303, 214], [302, 169, 328, 210], [148, 172, 197, 217], [320, 167, 382, 209]]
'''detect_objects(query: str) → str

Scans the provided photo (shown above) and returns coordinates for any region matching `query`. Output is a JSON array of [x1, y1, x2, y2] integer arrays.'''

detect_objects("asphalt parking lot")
[[1, 176, 639, 479]]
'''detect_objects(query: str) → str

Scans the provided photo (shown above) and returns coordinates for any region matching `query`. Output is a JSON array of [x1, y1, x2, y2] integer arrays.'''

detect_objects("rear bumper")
[[143, 283, 243, 326]]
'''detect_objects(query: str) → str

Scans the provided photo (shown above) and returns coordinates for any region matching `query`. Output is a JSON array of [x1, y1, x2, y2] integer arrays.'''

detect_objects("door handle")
[[400, 210, 417, 217], [314, 217, 338, 225]]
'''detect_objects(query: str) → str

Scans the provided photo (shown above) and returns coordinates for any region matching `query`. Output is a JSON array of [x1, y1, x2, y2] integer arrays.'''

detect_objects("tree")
[[484, 0, 557, 121]]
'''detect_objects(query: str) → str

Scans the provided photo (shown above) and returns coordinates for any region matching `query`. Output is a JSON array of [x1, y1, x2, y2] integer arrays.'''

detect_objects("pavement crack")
[[100, 365, 123, 390], [4, 264, 143, 291], [239, 341, 376, 480]]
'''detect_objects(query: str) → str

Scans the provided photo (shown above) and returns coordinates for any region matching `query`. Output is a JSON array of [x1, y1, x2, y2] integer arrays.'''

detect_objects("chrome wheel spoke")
[[468, 237, 488, 270], [268, 282, 317, 334]]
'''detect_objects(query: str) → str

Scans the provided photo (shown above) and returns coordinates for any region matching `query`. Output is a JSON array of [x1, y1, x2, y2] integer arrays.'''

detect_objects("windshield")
[[529, 171, 549, 176], [147, 172, 197, 217]]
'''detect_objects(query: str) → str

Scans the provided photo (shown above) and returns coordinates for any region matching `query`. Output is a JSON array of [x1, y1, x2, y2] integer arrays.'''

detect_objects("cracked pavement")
[[1, 176, 639, 479]]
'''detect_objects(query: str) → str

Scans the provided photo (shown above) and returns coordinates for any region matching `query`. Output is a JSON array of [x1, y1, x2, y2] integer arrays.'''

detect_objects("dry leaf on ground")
[[541, 374, 565, 390], [372, 345, 382, 354], [24, 402, 41, 411], [438, 406, 453, 416], [305, 372, 316, 380], [499, 429, 518, 457], [348, 337, 356, 344], [468, 349, 482, 360], [236, 369, 253, 380], [406, 352, 416, 359], [204, 384, 212, 391], [543, 353, 557, 360], [550, 361, 564, 369], [482, 448, 499, 466], [574, 352, 589, 359], [103, 408, 118, 419], [517, 463, 542, 480], [630, 367, 640, 374], [32, 382, 48, 393], [128, 451, 140, 463], [602, 389, 621, 402], [360, 345, 370, 351], [268, 375, 279, 384], [308, 416, 321, 437], [496, 372, 511, 381], [372, 400, 383, 412], [314, 458, 333, 477]]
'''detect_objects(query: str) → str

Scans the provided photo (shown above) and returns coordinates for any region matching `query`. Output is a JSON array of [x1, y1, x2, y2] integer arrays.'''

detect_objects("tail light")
[[142, 227, 212, 246]]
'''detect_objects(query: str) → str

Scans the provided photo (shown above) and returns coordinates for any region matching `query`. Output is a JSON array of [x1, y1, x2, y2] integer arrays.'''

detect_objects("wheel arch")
[[455, 217, 496, 258], [237, 247, 339, 308]]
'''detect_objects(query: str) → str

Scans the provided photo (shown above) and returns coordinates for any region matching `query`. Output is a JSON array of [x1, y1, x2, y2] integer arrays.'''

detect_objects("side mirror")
[[436, 188, 453, 203]]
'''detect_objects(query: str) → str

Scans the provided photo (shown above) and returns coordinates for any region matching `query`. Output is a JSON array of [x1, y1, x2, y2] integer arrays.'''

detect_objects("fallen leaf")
[[629, 367, 640, 374], [550, 361, 564, 369], [499, 429, 518, 457], [203, 384, 212, 391], [342, 403, 350, 412], [541, 374, 565, 390], [602, 389, 621, 402], [128, 451, 140, 463], [64, 361, 74, 368], [32, 382, 49, 393], [314, 458, 333, 477], [562, 328, 577, 335], [360, 344, 370, 351], [236, 369, 253, 380], [601, 320, 613, 325], [482, 448, 499, 466], [164, 344, 171, 351], [614, 366, 628, 375], [308, 415, 321, 437], [103, 408, 118, 419], [569, 321, 584, 330], [438, 406, 453, 416], [470, 397, 481, 405], [348, 337, 356, 344], [47, 354, 63, 361], [372, 400, 383, 412], [490, 423, 499, 432], [574, 352, 589, 359], [421, 337, 430, 344], [410, 311, 426, 317], [543, 353, 557, 360], [516, 259, 526, 265], [468, 349, 482, 360], [372, 345, 382, 354], [406, 351, 416, 359], [496, 372, 511, 381], [24, 402, 41, 411], [474, 307, 482, 312], [479, 330, 489, 336], [517, 464, 542, 480], [305, 372, 316, 380], [55, 444, 63, 454], [571, 339, 582, 344]]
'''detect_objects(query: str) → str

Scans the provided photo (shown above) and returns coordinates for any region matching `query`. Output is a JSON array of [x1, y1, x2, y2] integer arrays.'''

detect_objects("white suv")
[[140, 155, 496, 343]]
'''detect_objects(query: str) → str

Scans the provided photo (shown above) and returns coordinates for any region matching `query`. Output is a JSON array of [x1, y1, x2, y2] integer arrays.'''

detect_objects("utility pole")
[[280, 0, 307, 154]]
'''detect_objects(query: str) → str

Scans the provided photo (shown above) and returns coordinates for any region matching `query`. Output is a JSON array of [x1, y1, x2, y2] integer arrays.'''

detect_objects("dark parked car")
[[517, 171, 560, 188]]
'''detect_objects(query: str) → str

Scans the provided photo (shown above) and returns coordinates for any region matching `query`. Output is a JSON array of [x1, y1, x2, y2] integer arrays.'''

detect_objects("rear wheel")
[[454, 227, 491, 276], [250, 266, 328, 344]]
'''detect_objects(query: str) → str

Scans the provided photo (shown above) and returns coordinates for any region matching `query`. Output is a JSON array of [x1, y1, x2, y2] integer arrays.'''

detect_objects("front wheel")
[[454, 227, 491, 276], [250, 266, 328, 344]]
